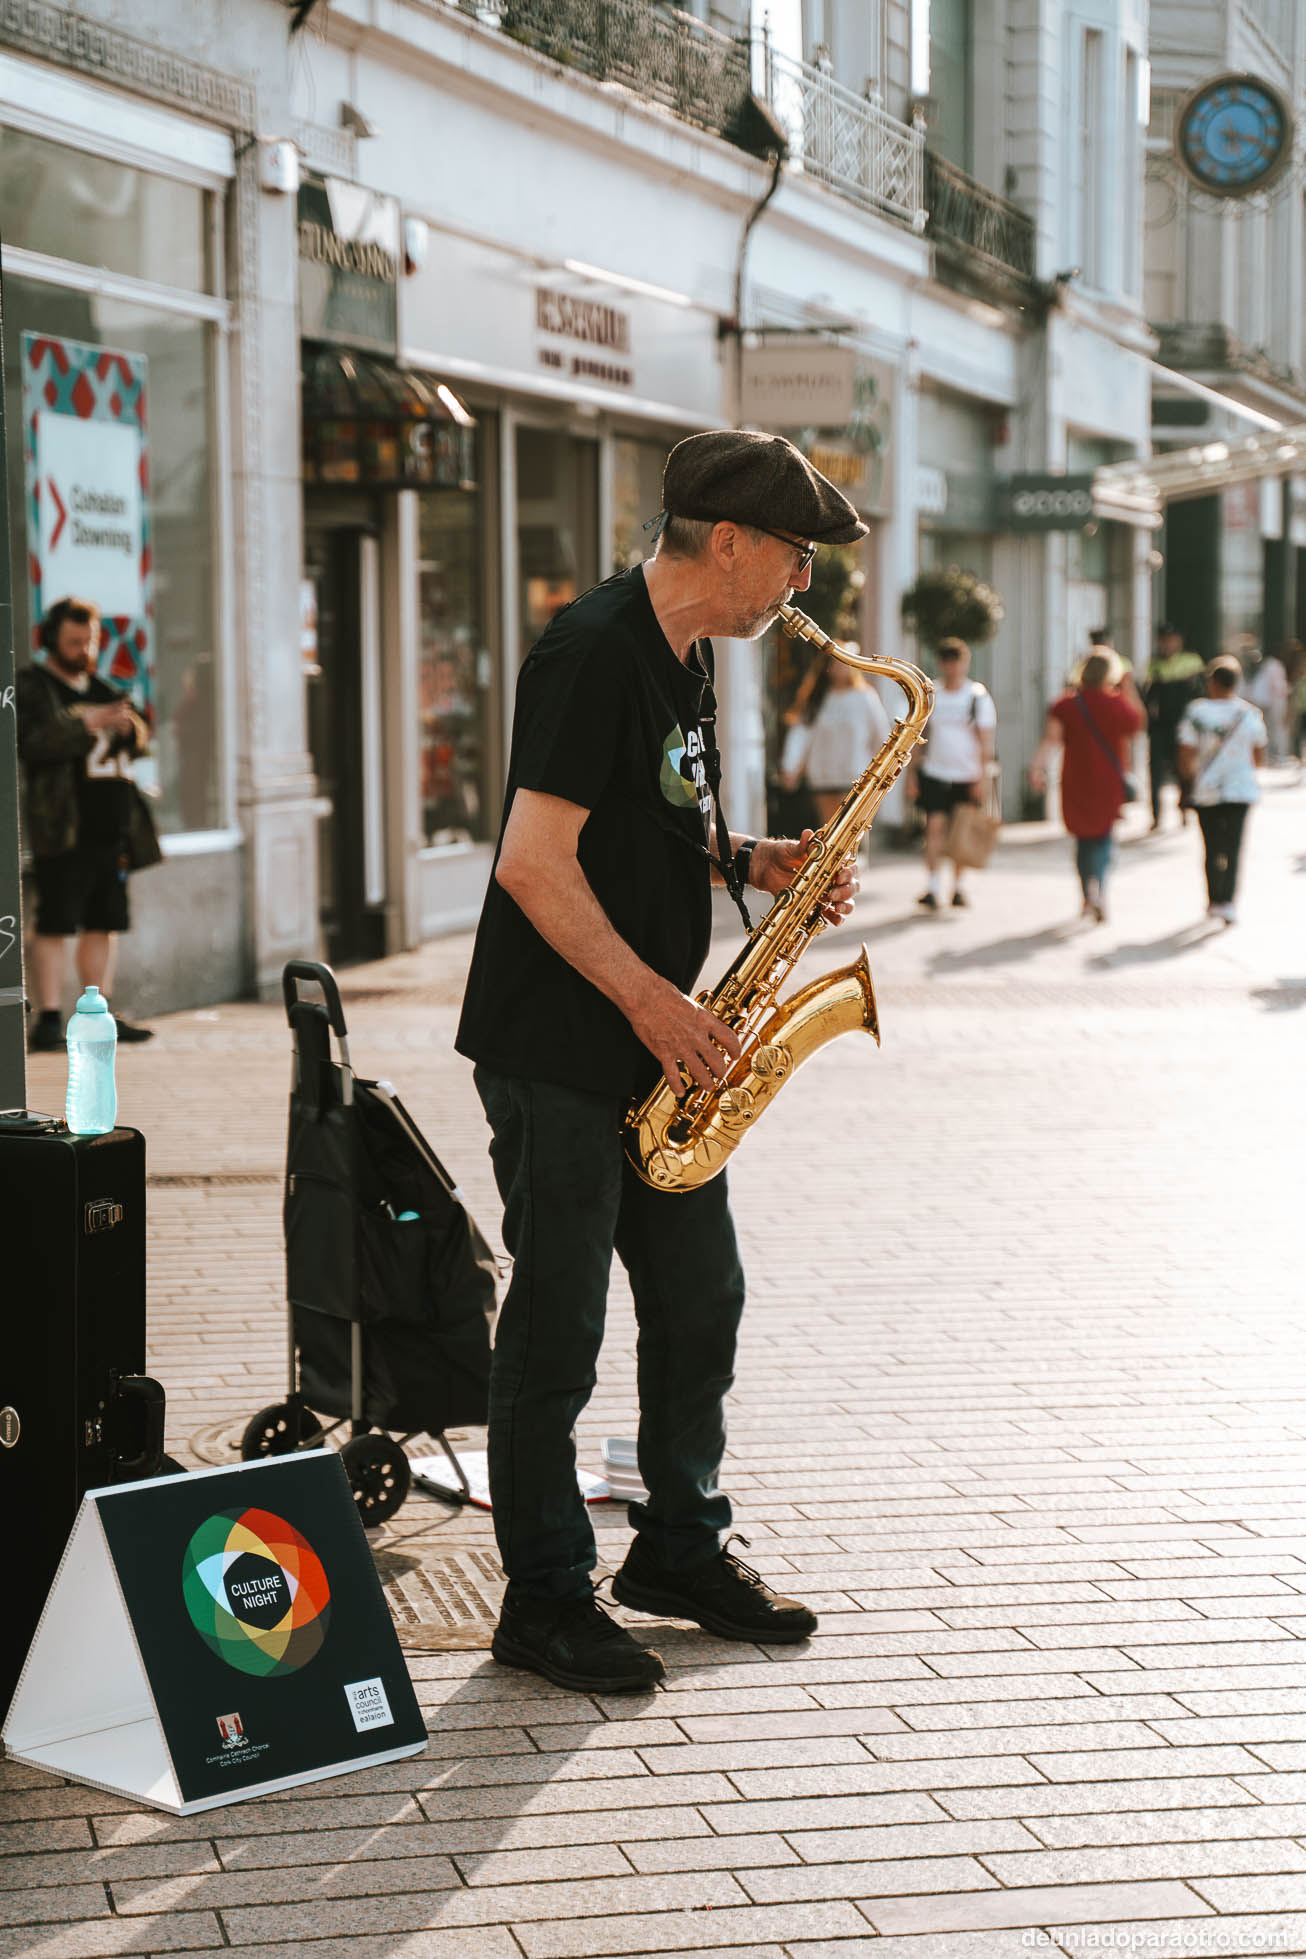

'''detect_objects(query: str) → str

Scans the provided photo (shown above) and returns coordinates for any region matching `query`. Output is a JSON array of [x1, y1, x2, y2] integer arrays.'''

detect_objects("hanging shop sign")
[[2, 1453, 426, 1815], [739, 340, 857, 429], [21, 333, 153, 708], [299, 176, 401, 354], [996, 473, 1096, 531], [801, 358, 895, 518], [535, 286, 634, 389]]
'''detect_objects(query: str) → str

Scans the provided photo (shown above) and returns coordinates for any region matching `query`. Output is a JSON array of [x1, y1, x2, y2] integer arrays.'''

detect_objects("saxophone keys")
[[716, 1086, 756, 1125], [750, 1043, 792, 1081]]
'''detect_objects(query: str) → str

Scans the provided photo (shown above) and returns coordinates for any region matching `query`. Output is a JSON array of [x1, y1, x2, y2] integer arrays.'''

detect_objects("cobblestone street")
[[6, 775, 1306, 1959]]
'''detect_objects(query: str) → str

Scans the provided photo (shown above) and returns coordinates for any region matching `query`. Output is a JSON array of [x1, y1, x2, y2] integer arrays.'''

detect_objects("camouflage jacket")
[[15, 663, 162, 868]]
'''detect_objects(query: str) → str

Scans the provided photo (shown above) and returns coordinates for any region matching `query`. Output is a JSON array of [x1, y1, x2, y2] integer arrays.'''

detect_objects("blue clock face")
[[1177, 75, 1292, 196]]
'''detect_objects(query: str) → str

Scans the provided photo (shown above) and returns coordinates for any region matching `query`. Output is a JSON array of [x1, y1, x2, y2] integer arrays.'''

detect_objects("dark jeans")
[[1196, 802, 1249, 906], [1074, 833, 1114, 898], [474, 1068, 747, 1604], [1147, 734, 1174, 823]]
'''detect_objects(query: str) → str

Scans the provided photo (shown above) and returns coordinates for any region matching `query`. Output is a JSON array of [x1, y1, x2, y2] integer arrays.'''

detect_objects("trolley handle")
[[282, 960, 348, 1037]]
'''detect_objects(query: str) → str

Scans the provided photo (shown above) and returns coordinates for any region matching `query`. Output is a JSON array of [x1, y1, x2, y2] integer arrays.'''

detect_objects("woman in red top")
[[1029, 651, 1145, 922]]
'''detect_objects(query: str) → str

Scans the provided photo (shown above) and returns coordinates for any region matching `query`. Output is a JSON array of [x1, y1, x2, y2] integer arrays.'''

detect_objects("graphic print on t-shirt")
[[660, 722, 711, 819]]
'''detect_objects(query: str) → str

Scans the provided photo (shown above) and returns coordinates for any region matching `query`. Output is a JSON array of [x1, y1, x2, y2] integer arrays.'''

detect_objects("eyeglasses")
[[751, 526, 818, 575]]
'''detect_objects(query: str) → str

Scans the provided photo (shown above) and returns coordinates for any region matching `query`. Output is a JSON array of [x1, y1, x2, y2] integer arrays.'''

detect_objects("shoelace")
[[719, 1533, 767, 1591]]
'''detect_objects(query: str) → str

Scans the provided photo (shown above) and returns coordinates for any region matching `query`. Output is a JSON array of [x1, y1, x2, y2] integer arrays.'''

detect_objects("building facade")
[[1, 0, 1153, 1011], [1145, 0, 1306, 659]]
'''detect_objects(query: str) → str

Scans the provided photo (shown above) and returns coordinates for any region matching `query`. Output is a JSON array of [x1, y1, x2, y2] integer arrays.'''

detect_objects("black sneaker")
[[612, 1534, 817, 1644], [28, 1017, 64, 1052], [113, 1017, 155, 1043], [951, 889, 969, 908], [491, 1589, 665, 1693], [916, 890, 938, 910]]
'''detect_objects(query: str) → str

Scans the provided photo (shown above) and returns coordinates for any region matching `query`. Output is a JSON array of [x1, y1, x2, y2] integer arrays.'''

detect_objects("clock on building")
[[1175, 74, 1293, 198]]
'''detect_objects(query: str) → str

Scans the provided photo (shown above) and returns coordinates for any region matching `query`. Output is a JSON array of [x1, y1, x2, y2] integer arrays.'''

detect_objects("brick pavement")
[[5, 775, 1306, 1958]]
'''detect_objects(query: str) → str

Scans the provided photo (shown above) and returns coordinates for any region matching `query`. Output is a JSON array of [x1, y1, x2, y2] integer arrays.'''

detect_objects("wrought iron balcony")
[[472, 1, 925, 233], [924, 148, 1038, 295], [754, 41, 924, 230], [491, 0, 750, 133]]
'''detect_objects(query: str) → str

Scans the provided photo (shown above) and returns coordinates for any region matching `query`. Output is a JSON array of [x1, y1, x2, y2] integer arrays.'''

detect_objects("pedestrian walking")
[[1176, 654, 1268, 924], [16, 596, 161, 1051], [778, 649, 890, 826], [905, 636, 997, 910], [1029, 651, 1145, 923], [1248, 647, 1290, 762], [455, 429, 863, 1693], [1143, 622, 1204, 829]]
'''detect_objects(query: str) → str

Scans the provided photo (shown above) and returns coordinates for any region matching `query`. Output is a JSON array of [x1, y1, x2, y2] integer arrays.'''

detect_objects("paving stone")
[[861, 1876, 1211, 1935], [0, 1912, 225, 1956], [452, 1844, 632, 1885], [739, 1853, 999, 1901], [784, 1820, 1044, 1863], [935, 1776, 1261, 1819], [981, 1836, 1306, 1885], [514, 1899, 871, 1956], [0, 1884, 108, 1926], [1025, 1801, 1306, 1848]]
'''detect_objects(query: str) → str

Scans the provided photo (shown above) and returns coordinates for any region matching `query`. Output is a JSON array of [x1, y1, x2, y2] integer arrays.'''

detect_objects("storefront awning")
[[1093, 422, 1306, 521], [301, 344, 477, 491]]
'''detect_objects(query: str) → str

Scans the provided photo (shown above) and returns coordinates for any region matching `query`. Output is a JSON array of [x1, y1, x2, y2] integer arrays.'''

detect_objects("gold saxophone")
[[624, 602, 934, 1192]]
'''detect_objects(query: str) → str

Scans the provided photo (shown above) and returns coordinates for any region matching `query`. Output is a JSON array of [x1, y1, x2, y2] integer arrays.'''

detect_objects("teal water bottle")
[[65, 985, 118, 1134]]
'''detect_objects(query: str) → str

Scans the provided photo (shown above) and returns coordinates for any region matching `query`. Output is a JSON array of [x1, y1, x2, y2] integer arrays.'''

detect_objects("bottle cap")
[[75, 986, 110, 1015]]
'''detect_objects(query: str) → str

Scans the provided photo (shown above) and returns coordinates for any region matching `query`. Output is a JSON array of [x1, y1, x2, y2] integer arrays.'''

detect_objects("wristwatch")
[[731, 838, 758, 891]]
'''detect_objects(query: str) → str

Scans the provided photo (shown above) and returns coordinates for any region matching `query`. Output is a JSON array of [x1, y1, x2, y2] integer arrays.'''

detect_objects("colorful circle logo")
[[181, 1506, 331, 1676]]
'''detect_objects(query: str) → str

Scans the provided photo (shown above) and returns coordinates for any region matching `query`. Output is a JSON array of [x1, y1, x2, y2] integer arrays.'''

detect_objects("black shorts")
[[31, 847, 131, 935], [917, 772, 977, 817]]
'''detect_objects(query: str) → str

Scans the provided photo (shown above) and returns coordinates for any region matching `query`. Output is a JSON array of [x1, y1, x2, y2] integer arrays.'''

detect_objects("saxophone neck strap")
[[696, 645, 753, 933]]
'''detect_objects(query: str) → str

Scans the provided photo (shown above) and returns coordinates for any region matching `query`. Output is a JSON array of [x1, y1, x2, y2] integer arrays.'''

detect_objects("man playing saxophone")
[[455, 430, 867, 1693]]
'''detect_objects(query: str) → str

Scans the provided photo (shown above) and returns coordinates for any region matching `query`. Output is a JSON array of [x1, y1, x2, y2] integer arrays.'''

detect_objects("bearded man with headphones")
[[16, 597, 161, 1052]]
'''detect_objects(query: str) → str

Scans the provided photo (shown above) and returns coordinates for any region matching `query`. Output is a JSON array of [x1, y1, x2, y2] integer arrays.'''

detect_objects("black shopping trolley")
[[239, 961, 497, 1523]]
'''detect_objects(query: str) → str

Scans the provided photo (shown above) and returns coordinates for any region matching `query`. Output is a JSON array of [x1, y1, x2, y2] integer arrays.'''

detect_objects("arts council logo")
[[181, 1506, 331, 1676]]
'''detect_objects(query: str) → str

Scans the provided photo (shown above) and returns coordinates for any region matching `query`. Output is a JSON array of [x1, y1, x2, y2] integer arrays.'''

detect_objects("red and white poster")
[[21, 332, 153, 712]]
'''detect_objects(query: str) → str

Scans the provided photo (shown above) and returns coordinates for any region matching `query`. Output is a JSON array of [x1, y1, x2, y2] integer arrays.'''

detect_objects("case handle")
[[282, 960, 348, 1037]]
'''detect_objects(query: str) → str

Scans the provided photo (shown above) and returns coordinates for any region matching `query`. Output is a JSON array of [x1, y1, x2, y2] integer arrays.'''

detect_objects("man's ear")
[[709, 521, 741, 570]]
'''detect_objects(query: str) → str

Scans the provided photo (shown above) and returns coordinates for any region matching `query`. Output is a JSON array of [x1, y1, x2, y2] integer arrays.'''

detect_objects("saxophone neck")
[[778, 602, 934, 727]]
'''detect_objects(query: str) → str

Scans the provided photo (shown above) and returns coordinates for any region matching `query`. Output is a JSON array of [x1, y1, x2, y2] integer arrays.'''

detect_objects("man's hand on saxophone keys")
[[752, 831, 860, 925], [625, 973, 743, 1097]]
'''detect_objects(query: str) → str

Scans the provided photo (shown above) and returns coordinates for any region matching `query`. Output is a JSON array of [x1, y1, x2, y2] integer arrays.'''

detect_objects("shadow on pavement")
[[1088, 919, 1223, 968], [926, 923, 1083, 974], [1250, 978, 1306, 1012]]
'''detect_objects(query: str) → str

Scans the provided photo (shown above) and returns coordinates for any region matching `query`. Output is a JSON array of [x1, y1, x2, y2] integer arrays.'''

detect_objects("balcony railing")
[[924, 148, 1037, 288], [754, 41, 924, 230], [490, 0, 750, 134], [473, 1, 925, 233]]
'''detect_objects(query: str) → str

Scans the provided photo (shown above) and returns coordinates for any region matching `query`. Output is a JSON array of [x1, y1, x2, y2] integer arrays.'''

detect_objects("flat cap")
[[662, 429, 868, 545]]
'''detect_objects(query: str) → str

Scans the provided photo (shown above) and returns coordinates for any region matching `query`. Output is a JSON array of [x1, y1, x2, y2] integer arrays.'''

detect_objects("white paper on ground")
[[411, 1448, 612, 1509]]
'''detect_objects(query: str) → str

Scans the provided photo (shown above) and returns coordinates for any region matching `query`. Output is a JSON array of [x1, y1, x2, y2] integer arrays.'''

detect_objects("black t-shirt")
[[44, 668, 135, 844], [455, 566, 716, 1099]]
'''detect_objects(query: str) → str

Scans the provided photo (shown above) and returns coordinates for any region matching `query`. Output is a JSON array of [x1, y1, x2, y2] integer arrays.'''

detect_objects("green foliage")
[[900, 564, 1005, 649]]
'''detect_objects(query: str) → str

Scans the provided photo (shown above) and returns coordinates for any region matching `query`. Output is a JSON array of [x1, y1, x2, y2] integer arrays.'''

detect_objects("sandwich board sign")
[[2, 1453, 426, 1813]]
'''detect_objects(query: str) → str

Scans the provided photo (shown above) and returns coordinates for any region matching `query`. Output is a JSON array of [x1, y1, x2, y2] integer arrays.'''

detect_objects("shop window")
[[612, 436, 668, 572], [0, 127, 210, 293], [4, 275, 220, 835], [516, 426, 598, 646], [418, 456, 494, 848]]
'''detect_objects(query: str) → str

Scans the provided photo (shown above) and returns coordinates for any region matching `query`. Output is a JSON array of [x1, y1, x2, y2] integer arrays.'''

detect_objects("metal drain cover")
[[376, 1549, 504, 1650]]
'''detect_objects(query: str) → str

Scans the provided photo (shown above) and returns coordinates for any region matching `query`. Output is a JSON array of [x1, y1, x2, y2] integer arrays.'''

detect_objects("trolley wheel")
[[340, 1434, 411, 1524], [240, 1401, 325, 1460]]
